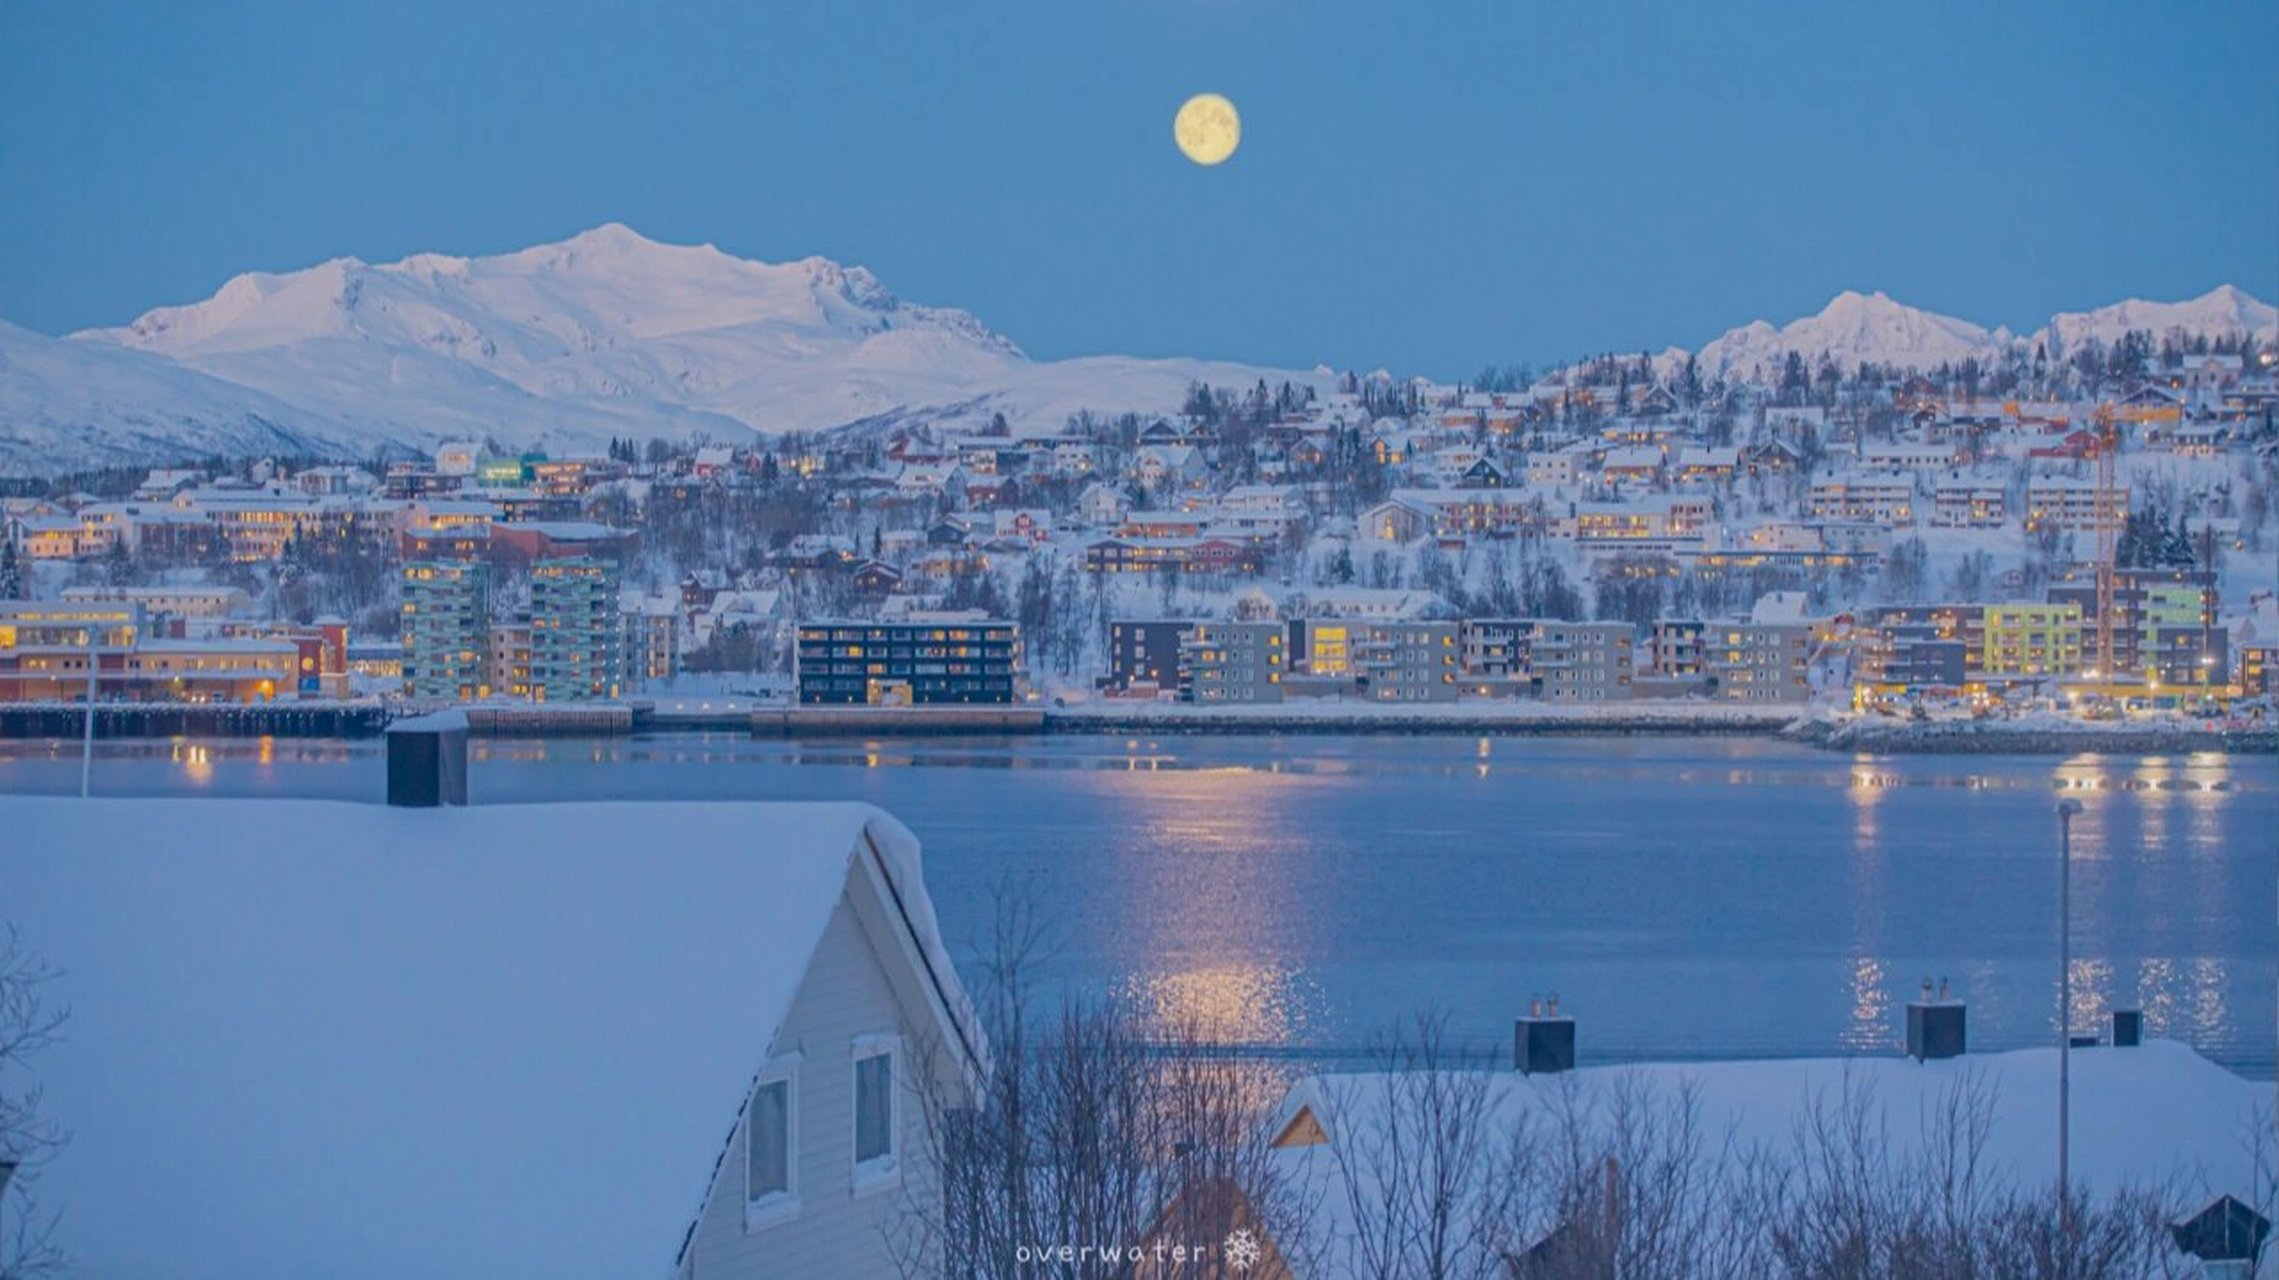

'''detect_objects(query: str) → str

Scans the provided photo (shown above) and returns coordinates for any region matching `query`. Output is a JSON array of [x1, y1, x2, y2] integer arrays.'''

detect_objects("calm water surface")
[[5, 733, 2272, 1073]]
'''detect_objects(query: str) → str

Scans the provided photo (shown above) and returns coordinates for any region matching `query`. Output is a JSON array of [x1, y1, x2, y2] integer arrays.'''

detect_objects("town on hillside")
[[3, 340, 2276, 727]]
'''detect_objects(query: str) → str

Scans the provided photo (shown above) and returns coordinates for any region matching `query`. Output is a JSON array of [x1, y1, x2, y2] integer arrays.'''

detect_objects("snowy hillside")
[[1694, 290, 2007, 379], [0, 319, 342, 470], [2039, 283, 2279, 354], [42, 223, 1319, 466]]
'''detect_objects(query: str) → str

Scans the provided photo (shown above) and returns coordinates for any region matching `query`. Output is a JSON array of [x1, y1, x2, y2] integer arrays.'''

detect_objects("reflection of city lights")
[[180, 742, 213, 787], [1123, 964, 1310, 1048], [1842, 955, 1892, 1051]]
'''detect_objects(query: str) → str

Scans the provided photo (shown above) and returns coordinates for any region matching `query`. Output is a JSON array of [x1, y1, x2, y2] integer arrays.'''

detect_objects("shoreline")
[[1, 698, 2272, 754]]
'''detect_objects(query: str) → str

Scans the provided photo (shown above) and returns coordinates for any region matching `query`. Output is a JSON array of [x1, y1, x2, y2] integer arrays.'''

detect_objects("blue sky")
[[2, 1, 2273, 377]]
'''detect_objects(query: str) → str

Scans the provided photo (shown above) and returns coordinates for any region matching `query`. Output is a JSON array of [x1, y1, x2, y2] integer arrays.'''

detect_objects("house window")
[[853, 1037, 899, 1190], [745, 1060, 799, 1230]]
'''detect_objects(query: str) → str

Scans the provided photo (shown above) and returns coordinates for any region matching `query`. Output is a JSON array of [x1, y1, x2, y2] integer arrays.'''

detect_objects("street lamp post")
[[80, 623, 99, 797], [2056, 797, 2082, 1254]]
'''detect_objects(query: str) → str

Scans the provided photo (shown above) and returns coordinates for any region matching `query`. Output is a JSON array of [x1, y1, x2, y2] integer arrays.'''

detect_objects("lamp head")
[[2056, 798, 2084, 818]]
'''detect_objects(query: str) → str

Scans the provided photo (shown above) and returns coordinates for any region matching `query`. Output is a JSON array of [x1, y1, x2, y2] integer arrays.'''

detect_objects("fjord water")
[[6, 734, 2271, 1073]]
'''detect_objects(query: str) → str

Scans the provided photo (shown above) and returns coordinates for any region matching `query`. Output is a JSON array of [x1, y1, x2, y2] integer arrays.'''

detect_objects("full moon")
[[1174, 93, 1240, 166]]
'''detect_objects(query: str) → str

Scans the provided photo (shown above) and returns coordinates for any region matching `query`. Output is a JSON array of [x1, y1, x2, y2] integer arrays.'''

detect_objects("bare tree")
[[890, 884, 1317, 1280], [1319, 1013, 1515, 1280], [0, 927, 66, 1280]]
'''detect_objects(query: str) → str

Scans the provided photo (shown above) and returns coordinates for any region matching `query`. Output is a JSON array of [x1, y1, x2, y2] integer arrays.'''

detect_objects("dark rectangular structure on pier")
[[386, 710, 469, 807], [1906, 1000, 1966, 1061], [1514, 1015, 1576, 1075], [2112, 1008, 2142, 1048]]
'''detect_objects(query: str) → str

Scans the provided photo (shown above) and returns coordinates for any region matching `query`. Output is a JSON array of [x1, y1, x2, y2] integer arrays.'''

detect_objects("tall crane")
[[2087, 403, 2122, 682]]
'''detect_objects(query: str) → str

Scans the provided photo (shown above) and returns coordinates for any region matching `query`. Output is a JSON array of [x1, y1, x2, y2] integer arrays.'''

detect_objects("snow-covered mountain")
[[1691, 285, 2277, 381], [0, 319, 342, 466], [1, 221, 2271, 475], [1694, 291, 2009, 379], [3, 224, 1320, 472], [2038, 284, 2278, 355]]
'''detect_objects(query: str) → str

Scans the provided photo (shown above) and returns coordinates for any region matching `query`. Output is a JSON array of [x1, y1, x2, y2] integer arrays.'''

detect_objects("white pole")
[[2056, 798, 2080, 1252], [80, 625, 98, 797]]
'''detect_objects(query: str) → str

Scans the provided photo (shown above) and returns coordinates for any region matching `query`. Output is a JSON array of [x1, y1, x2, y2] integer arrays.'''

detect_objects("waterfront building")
[[1706, 621, 1814, 703], [1981, 602, 2084, 681], [0, 601, 297, 703], [402, 560, 492, 702], [1179, 620, 1285, 704], [530, 557, 623, 702], [1104, 619, 1190, 696], [623, 595, 681, 689], [796, 616, 1021, 705], [1351, 621, 1460, 702], [487, 620, 534, 701], [1532, 621, 1636, 702]]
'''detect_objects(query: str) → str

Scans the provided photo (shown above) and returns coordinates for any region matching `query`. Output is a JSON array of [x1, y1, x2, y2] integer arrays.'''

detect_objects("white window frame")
[[744, 1053, 801, 1232], [850, 1033, 902, 1196]]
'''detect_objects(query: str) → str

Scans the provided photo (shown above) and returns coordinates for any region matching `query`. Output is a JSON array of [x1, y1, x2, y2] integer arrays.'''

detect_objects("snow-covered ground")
[[1280, 1040, 2276, 1274]]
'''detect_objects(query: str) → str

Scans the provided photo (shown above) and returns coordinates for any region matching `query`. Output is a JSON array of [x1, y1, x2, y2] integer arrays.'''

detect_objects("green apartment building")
[[401, 560, 491, 701], [530, 557, 622, 701]]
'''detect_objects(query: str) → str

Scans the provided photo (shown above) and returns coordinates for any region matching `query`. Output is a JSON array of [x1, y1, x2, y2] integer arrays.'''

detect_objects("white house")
[[672, 805, 987, 1280], [1, 797, 986, 1280], [1079, 481, 1132, 527]]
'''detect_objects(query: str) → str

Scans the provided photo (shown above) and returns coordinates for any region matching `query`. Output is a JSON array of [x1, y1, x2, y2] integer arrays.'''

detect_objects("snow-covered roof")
[[1276, 1042, 2267, 1275], [2, 795, 973, 1280]]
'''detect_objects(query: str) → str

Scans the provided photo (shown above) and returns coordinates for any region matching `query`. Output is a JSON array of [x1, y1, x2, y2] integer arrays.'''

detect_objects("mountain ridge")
[[2, 223, 2272, 473]]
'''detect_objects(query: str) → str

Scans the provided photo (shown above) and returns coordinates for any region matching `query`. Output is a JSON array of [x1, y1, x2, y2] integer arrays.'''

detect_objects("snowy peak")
[[89, 224, 1026, 359], [1696, 290, 1999, 377], [2040, 284, 2279, 353], [3, 223, 1296, 470]]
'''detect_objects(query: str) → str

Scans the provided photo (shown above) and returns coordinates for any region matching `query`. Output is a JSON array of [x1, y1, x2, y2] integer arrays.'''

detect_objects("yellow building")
[[1982, 602, 2083, 679]]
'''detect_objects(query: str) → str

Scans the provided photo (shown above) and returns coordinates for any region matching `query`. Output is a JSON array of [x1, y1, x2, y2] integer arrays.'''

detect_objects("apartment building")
[[1808, 478, 1915, 525], [1179, 620, 1285, 704], [1930, 480, 2007, 529], [1981, 603, 2083, 680], [401, 560, 492, 702], [0, 602, 296, 703], [796, 617, 1021, 705], [1351, 621, 1460, 702], [1104, 619, 1190, 695], [1533, 621, 1636, 702], [1706, 622, 1813, 703], [530, 557, 623, 702], [2024, 478, 2125, 534]]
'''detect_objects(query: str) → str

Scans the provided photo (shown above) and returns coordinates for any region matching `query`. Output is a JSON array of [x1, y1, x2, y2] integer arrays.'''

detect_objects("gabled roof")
[[2, 796, 979, 1280]]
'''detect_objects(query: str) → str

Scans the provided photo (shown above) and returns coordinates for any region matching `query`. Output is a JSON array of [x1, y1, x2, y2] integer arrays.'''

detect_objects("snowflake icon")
[[1222, 1227, 1263, 1273]]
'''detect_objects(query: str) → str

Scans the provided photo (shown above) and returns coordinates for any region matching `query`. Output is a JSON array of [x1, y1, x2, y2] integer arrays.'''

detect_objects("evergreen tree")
[[0, 535, 20, 600]]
